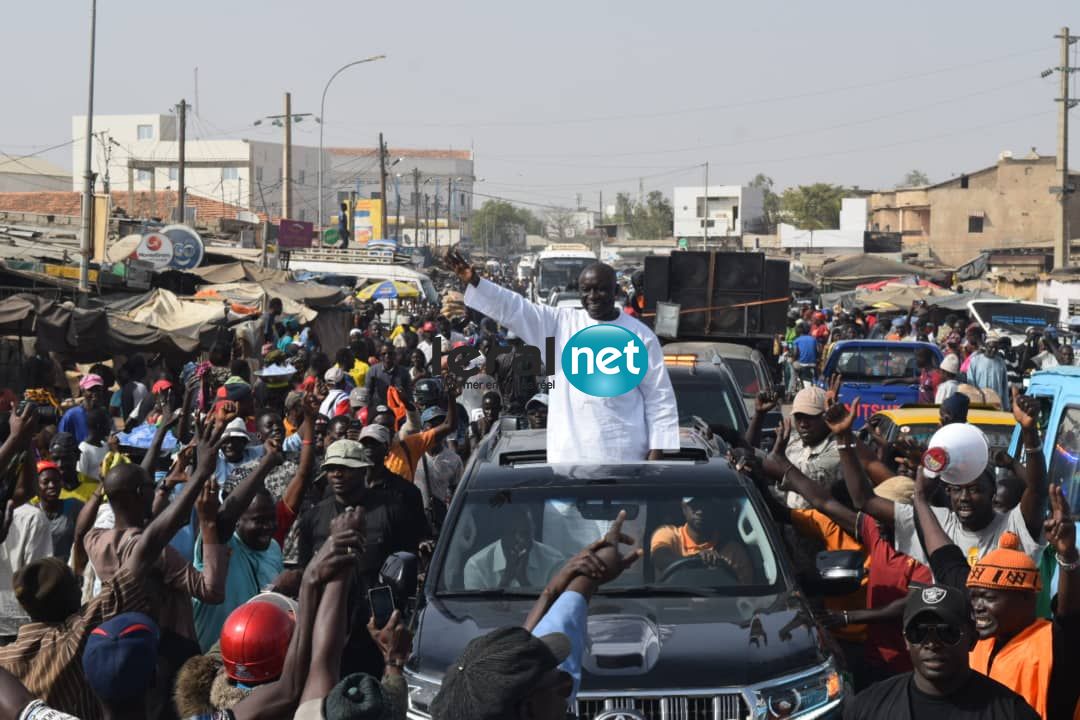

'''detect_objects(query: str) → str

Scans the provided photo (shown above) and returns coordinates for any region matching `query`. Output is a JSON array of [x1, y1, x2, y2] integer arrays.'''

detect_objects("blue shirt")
[[58, 406, 89, 445], [532, 590, 588, 706], [793, 335, 818, 364]]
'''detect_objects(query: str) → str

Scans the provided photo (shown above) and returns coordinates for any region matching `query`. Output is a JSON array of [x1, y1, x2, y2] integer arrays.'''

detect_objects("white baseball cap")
[[939, 354, 960, 374], [921, 423, 990, 486]]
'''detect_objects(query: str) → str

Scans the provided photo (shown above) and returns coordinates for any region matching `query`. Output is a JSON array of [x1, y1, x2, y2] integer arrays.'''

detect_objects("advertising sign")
[[161, 224, 205, 270], [133, 232, 174, 270], [278, 219, 315, 249], [354, 198, 383, 244]]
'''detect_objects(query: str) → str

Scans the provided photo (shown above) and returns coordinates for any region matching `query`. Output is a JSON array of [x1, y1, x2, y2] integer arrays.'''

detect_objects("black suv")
[[404, 427, 849, 719]]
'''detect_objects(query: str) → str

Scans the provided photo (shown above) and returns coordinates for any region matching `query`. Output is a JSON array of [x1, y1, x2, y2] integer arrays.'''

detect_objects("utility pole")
[[447, 178, 454, 248], [79, 0, 98, 293], [599, 190, 603, 221], [413, 168, 421, 248], [1052, 27, 1077, 269], [177, 99, 188, 224], [433, 181, 441, 248], [282, 92, 292, 220], [378, 133, 388, 241], [703, 161, 710, 249], [394, 174, 402, 242]]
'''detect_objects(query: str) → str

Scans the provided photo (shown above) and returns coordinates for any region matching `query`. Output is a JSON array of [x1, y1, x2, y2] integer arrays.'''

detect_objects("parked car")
[[1009, 366, 1080, 511], [818, 340, 943, 429], [404, 425, 850, 719], [859, 406, 1017, 455], [664, 341, 781, 449], [663, 352, 751, 446]]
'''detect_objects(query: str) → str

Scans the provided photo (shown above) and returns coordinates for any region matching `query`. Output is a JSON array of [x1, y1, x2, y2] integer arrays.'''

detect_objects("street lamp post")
[[318, 55, 386, 236], [79, 0, 98, 293]]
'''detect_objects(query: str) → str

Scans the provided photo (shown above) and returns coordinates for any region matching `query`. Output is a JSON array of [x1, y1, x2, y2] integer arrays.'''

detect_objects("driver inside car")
[[651, 497, 754, 583]]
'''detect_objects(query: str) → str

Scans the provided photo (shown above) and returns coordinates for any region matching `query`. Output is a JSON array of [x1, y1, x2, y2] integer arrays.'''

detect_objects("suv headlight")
[[751, 661, 844, 719], [406, 671, 442, 719]]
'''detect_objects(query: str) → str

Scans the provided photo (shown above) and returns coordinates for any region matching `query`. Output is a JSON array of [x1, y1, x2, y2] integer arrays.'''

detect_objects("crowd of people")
[[780, 298, 1077, 409], [0, 254, 1074, 720]]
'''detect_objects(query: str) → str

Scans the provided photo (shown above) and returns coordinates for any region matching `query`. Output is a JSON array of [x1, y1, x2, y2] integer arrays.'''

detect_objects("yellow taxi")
[[860, 406, 1017, 453]]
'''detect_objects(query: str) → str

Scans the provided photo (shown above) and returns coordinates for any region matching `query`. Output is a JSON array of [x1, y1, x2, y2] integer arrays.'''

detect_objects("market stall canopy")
[[194, 283, 321, 322], [0, 293, 199, 359], [189, 261, 292, 285], [105, 289, 250, 346], [356, 279, 420, 300], [818, 254, 936, 291], [853, 282, 954, 309], [929, 290, 1009, 312], [789, 270, 814, 293]]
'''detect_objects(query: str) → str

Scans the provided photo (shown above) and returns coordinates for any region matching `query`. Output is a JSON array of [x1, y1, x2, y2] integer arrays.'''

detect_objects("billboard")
[[353, 198, 383, 245], [278, 219, 314, 249]]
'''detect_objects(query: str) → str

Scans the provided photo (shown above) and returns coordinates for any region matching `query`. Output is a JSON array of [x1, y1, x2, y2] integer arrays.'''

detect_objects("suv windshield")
[[833, 346, 933, 382], [669, 373, 748, 433], [436, 485, 781, 596], [726, 358, 761, 397], [969, 301, 1059, 335], [538, 258, 593, 295]]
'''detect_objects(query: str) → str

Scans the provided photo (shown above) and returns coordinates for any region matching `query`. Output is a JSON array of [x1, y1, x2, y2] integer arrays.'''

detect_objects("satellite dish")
[[161, 224, 205, 270]]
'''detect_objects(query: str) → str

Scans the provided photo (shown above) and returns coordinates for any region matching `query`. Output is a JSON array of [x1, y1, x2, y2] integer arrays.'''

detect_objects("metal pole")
[[318, 56, 386, 234], [413, 169, 420, 247], [447, 178, 453, 247], [1054, 27, 1074, 269], [79, 0, 98, 292], [178, 99, 186, 223], [282, 92, 292, 220], [379, 133, 388, 241], [702, 161, 709, 250]]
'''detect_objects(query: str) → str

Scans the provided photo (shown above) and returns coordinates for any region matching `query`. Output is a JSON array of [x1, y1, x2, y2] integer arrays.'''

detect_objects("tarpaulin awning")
[[818, 254, 936, 291], [189, 261, 293, 285], [192, 283, 322, 321], [928, 290, 1009, 312]]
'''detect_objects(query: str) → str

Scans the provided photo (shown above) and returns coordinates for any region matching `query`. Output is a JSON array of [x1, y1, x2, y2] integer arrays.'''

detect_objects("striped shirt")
[[0, 566, 146, 720]]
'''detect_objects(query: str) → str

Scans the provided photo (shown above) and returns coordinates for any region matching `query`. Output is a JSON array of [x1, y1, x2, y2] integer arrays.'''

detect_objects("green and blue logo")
[[561, 324, 647, 397]]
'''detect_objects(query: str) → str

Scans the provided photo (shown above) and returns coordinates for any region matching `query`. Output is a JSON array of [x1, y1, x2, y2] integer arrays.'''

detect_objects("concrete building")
[[780, 198, 868, 251], [673, 184, 765, 241], [72, 114, 324, 224], [327, 147, 475, 244], [0, 156, 70, 192], [868, 152, 1080, 265]]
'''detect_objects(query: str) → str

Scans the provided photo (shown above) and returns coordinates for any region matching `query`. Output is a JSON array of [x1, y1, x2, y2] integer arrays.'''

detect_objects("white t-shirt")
[[0, 505, 53, 636], [934, 379, 960, 404], [77, 440, 108, 480], [893, 503, 1044, 567]]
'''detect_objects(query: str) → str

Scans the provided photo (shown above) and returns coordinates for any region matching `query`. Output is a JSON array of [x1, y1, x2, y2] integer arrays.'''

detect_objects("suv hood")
[[412, 591, 826, 691]]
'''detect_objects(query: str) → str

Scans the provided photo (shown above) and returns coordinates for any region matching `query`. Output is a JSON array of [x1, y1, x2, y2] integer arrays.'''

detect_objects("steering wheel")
[[658, 555, 739, 584]]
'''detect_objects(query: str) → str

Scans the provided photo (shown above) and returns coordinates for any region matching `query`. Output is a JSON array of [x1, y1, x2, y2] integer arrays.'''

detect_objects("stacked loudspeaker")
[[643, 252, 790, 336]]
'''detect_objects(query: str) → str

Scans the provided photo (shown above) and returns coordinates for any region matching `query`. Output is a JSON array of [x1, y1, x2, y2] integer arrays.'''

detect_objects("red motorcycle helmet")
[[219, 601, 295, 684]]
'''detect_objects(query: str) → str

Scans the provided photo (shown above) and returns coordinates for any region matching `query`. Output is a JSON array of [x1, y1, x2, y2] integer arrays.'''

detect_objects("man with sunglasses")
[[913, 466, 1080, 720], [845, 584, 1039, 720]]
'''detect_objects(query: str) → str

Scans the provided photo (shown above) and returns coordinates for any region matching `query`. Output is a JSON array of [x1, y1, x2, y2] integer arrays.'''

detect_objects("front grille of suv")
[[576, 694, 747, 720]]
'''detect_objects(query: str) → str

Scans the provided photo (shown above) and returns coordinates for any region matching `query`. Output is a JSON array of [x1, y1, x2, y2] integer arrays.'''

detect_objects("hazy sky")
[[3, 0, 1078, 211]]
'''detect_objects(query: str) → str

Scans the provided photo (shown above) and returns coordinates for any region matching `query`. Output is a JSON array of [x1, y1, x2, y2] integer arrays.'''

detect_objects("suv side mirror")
[[810, 550, 865, 597], [379, 551, 419, 606]]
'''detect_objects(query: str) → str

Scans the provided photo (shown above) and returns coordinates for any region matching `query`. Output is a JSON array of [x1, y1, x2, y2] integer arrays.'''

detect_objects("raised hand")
[[825, 373, 843, 408], [8, 403, 38, 446], [367, 610, 413, 667], [762, 420, 794, 481], [194, 418, 226, 480], [755, 391, 779, 415], [1044, 484, 1077, 559], [587, 510, 643, 584], [195, 477, 221, 522], [1011, 388, 1039, 431], [262, 436, 284, 467], [824, 397, 859, 436], [445, 249, 478, 287], [914, 466, 939, 501]]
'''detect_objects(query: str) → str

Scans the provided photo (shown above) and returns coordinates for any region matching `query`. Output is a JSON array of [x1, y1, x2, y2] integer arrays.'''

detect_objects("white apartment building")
[[72, 115, 476, 232], [72, 114, 325, 222], [673, 185, 766, 240]]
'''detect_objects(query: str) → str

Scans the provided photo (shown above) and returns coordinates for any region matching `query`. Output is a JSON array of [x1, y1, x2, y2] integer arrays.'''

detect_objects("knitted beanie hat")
[[967, 532, 1041, 592]]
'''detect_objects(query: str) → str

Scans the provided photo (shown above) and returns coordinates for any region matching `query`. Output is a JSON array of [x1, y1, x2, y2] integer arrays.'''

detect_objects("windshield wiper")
[[435, 589, 540, 599], [596, 586, 722, 597]]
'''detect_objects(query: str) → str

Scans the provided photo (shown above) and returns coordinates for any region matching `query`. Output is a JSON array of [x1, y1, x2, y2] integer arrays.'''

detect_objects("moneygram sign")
[[436, 324, 646, 398]]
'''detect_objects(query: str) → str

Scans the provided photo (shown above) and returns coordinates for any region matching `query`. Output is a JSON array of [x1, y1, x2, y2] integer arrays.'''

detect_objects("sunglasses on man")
[[904, 622, 963, 646]]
